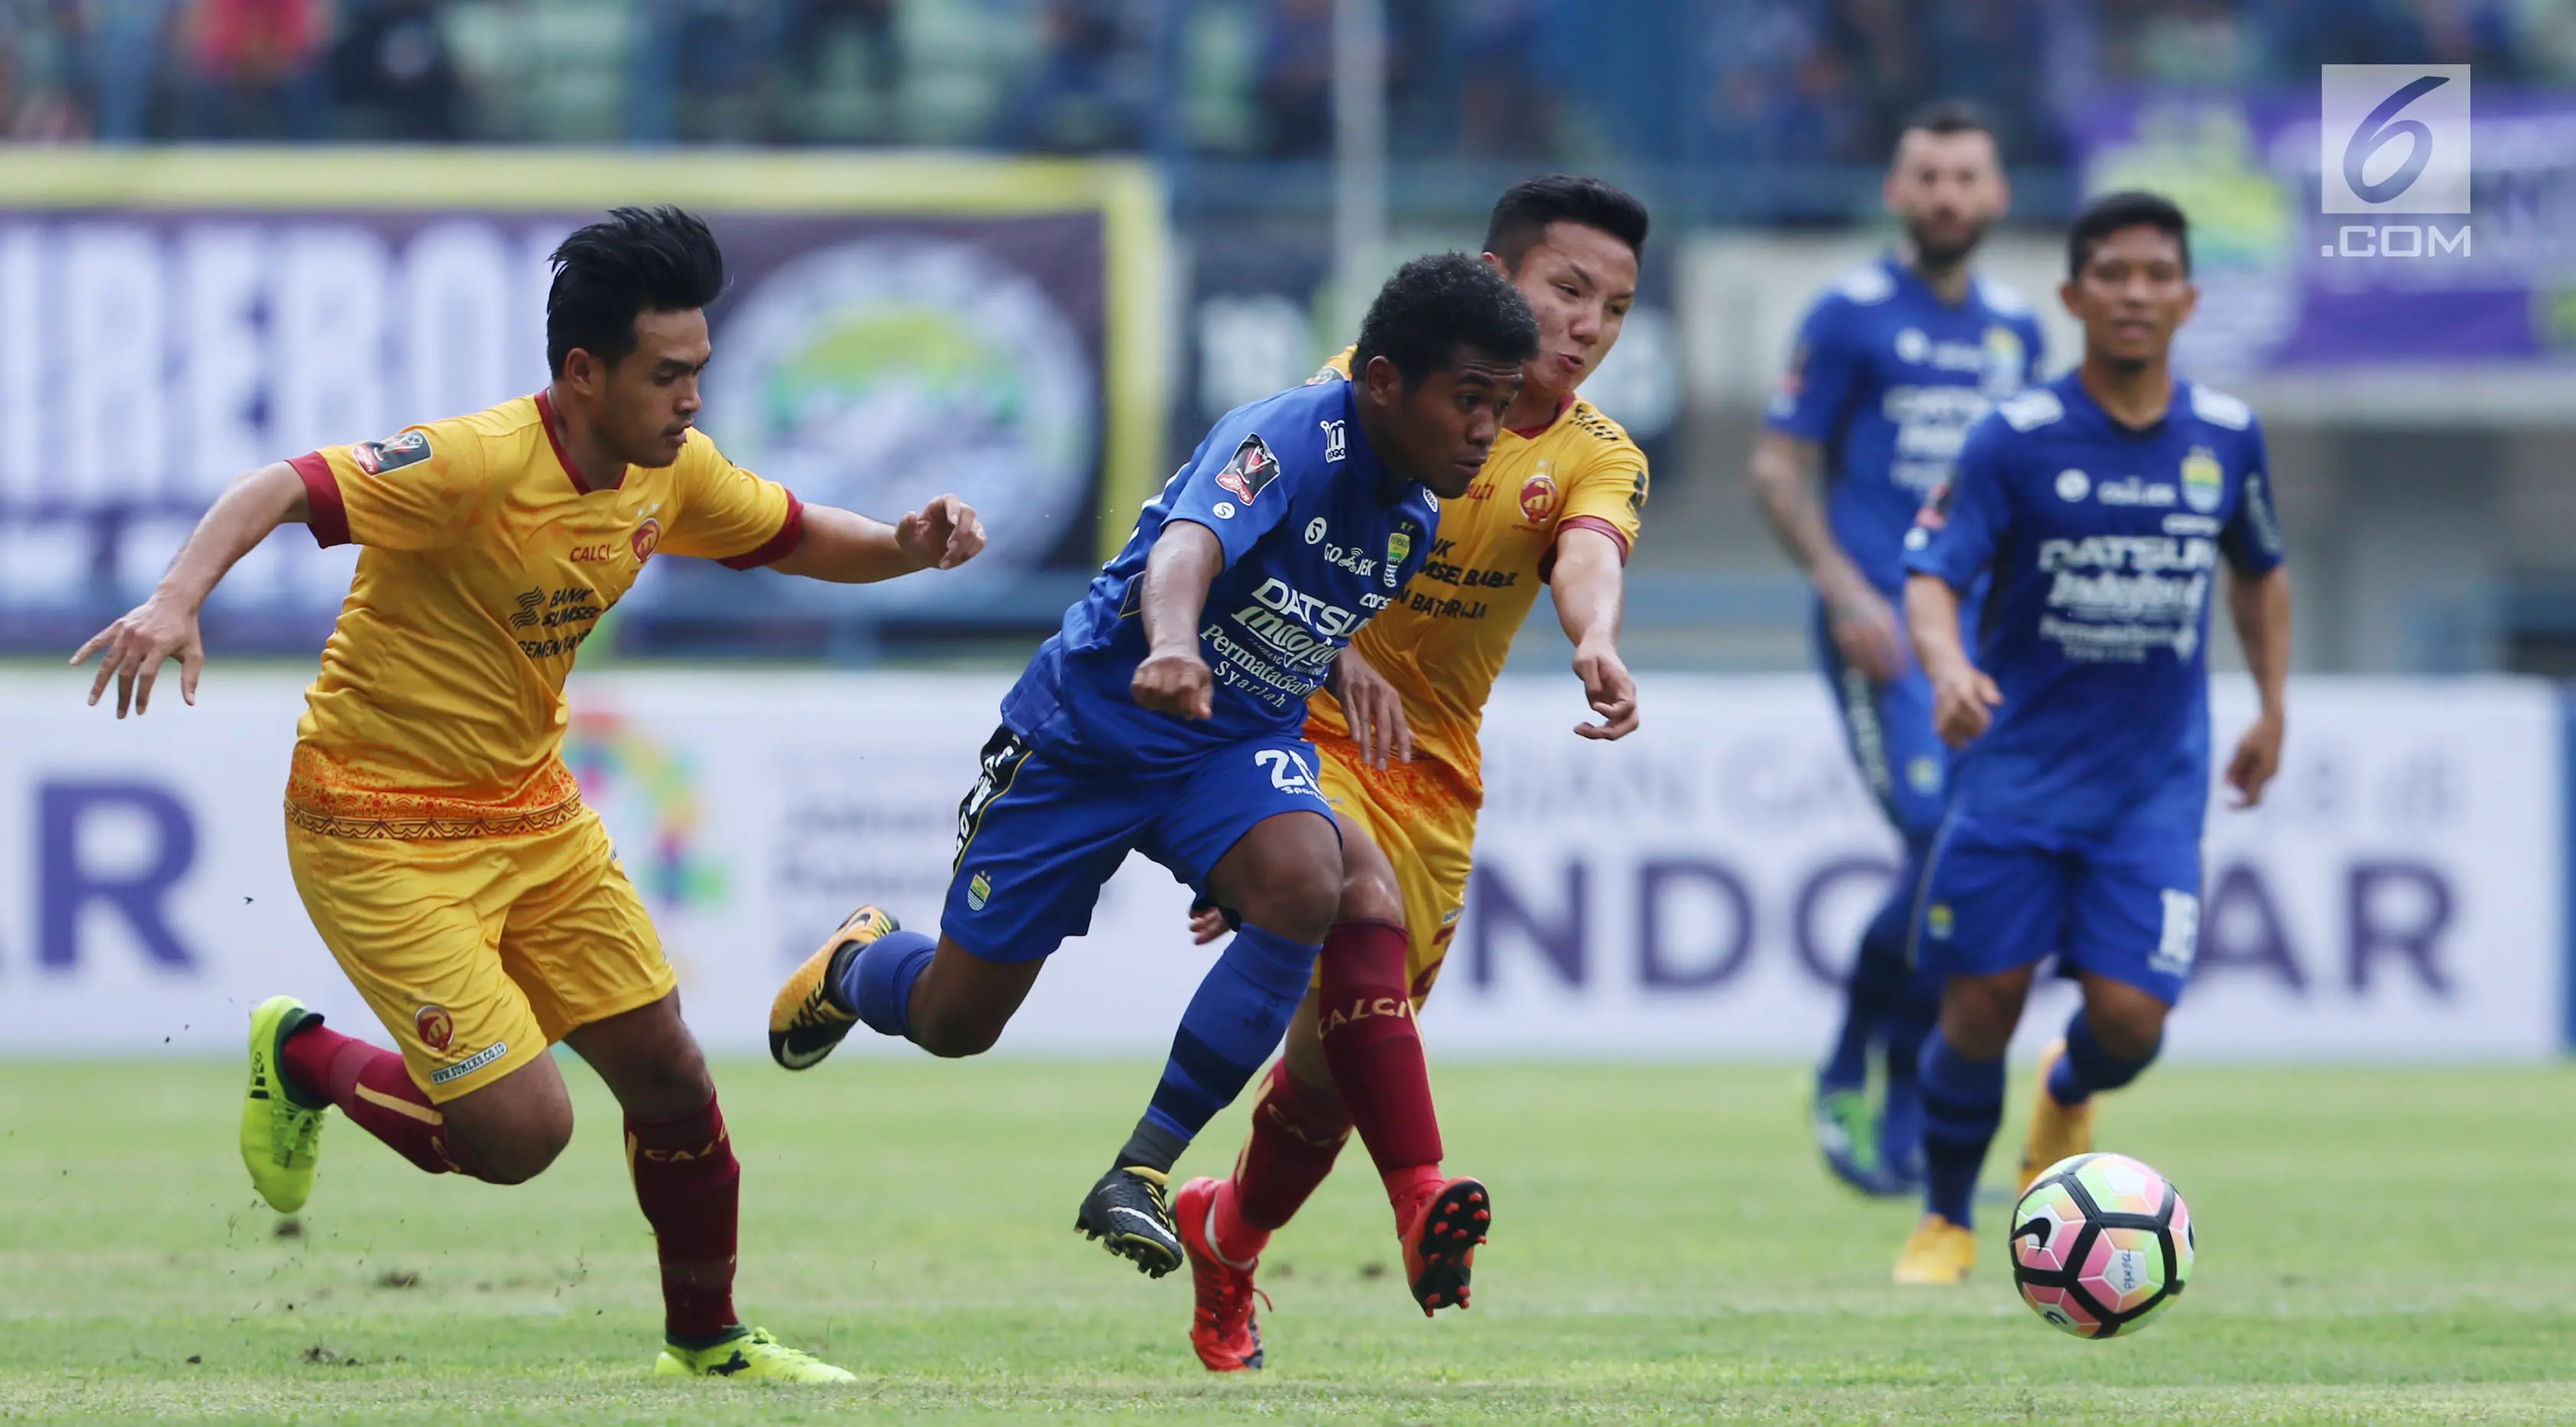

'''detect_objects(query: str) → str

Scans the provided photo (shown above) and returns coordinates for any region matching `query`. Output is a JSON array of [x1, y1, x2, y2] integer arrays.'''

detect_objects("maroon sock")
[[1227, 1060, 1352, 1249], [280, 1019, 483, 1177], [626, 1094, 740, 1343], [1316, 919, 1444, 1218]]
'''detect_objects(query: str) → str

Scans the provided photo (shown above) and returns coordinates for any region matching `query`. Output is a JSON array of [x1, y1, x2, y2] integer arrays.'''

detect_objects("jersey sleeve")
[[2221, 420, 2287, 576], [288, 423, 489, 552], [1162, 420, 1303, 567], [1315, 345, 1355, 383], [659, 435, 806, 569], [1903, 412, 2012, 589], [1763, 295, 1862, 444]]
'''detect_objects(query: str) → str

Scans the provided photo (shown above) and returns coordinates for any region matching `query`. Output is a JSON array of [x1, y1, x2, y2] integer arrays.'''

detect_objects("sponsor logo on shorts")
[[1905, 756, 1942, 795], [966, 870, 992, 911], [429, 1040, 508, 1085], [415, 1004, 454, 1053]]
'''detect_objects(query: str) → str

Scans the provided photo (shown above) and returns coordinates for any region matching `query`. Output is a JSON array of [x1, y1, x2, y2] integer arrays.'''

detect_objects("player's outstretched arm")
[[1905, 573, 1999, 749], [770, 495, 986, 583], [1330, 644, 1413, 768], [71, 461, 311, 718], [2223, 565, 2291, 808], [1551, 524, 1637, 740], [1751, 431, 1902, 682], [1131, 521, 1222, 721]]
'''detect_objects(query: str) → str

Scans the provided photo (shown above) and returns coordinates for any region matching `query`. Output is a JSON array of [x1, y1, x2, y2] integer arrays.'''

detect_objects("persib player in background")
[[1891, 190, 2290, 1283], [1750, 100, 2046, 1197]]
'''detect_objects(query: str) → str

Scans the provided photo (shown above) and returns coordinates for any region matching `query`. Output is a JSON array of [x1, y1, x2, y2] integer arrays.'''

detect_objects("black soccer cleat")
[[1075, 1165, 1185, 1278]]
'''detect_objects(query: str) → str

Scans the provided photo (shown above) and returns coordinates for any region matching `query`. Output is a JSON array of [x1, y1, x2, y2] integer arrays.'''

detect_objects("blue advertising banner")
[[2077, 81, 2576, 375]]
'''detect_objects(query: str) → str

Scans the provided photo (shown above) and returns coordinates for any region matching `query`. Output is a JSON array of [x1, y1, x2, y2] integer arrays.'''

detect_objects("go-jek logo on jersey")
[[2319, 65, 2472, 259], [564, 709, 726, 910]]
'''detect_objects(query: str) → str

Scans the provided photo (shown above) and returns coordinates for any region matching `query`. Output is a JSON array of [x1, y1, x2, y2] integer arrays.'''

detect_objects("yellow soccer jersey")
[[283, 392, 801, 835], [1305, 348, 1648, 789]]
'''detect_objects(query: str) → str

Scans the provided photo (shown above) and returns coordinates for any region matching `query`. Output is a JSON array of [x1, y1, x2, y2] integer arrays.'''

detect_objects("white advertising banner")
[[0, 671, 2559, 1062]]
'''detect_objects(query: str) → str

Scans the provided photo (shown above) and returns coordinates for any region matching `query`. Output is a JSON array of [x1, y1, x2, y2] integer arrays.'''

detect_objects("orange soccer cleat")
[[1398, 1176, 1492, 1316], [1174, 1177, 1265, 1372]]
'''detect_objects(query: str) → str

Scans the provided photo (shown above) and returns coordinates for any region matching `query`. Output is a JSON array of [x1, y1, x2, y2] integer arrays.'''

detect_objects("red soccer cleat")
[[1175, 1177, 1265, 1372], [1398, 1176, 1492, 1317]]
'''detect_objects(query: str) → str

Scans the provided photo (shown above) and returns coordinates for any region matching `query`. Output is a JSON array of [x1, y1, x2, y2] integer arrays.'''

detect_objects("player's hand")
[[1928, 659, 2002, 748], [1823, 576, 1905, 684], [1331, 645, 1411, 769], [1571, 635, 1638, 740], [1186, 900, 1231, 946], [1133, 648, 1214, 720], [895, 495, 986, 571], [71, 596, 204, 719], [2225, 709, 2285, 809]]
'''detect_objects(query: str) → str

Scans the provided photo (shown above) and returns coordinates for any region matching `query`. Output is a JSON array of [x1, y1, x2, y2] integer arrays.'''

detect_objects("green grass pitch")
[[5, 1056, 2574, 1424]]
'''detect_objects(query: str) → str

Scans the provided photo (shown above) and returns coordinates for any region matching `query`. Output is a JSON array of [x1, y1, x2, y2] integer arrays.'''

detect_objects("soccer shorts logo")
[[967, 870, 992, 911], [2151, 890, 2202, 976], [415, 1004, 455, 1053], [1927, 903, 1955, 940]]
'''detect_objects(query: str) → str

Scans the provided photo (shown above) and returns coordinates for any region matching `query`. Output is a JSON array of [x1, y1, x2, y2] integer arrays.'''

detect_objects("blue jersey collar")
[[2061, 371, 2183, 440]]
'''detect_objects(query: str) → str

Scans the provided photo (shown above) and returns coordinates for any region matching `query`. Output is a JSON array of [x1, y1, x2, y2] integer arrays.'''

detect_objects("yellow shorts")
[[1306, 724, 1481, 1007], [284, 808, 675, 1102]]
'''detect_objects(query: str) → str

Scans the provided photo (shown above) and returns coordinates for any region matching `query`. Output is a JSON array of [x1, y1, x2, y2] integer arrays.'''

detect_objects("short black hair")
[[545, 206, 726, 375], [2068, 190, 2192, 278], [1899, 98, 1995, 142], [1483, 175, 1650, 268], [1352, 253, 1541, 390]]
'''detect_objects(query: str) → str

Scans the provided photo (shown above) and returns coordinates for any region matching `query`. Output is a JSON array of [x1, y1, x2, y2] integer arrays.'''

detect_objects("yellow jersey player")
[[72, 207, 984, 1382], [1169, 176, 1651, 1369]]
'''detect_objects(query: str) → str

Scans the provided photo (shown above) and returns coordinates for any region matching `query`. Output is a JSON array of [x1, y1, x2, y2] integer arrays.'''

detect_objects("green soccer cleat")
[[240, 994, 330, 1214], [652, 1327, 856, 1383]]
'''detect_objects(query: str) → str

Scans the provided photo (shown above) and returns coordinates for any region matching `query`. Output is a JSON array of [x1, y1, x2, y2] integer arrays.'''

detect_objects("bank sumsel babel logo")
[[2321, 65, 2470, 214]]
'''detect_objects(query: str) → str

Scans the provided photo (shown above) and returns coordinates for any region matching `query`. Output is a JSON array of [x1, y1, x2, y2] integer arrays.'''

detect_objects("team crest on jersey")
[[351, 429, 432, 475], [1384, 530, 1412, 586], [1215, 435, 1283, 505], [416, 1004, 455, 1053], [1981, 325, 2028, 397], [631, 517, 662, 563], [1518, 468, 1561, 525], [2181, 448, 2223, 513]]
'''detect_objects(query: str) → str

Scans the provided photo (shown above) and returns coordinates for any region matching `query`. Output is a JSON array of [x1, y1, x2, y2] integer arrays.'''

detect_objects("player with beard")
[[1751, 101, 2046, 1197]]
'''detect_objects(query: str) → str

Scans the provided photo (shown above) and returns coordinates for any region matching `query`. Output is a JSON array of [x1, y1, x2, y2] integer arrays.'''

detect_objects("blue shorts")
[[940, 726, 1336, 962], [1913, 808, 2204, 1005], [1812, 599, 1947, 838]]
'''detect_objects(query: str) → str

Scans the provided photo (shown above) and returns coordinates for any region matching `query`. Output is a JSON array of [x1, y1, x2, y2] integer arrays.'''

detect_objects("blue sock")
[[834, 929, 937, 1040], [1136, 923, 1321, 1159], [2046, 1009, 2159, 1107], [1824, 838, 1930, 1089], [1917, 1029, 2004, 1228], [1877, 994, 1936, 1182]]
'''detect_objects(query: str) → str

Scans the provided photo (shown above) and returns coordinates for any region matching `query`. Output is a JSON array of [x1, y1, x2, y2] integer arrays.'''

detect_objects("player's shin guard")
[[626, 1093, 740, 1344], [1313, 919, 1445, 1229], [279, 1019, 492, 1178], [840, 929, 938, 1041], [1917, 1029, 2004, 1229], [2045, 1009, 2160, 1107], [1225, 1060, 1354, 1258], [1124, 924, 1322, 1171]]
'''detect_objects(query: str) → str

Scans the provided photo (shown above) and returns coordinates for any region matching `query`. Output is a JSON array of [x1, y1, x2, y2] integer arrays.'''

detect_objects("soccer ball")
[[2009, 1151, 2194, 1339]]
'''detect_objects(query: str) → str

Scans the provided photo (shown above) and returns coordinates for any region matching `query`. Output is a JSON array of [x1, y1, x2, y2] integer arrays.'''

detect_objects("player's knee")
[[1335, 861, 1404, 926], [1939, 971, 2029, 1058], [908, 1001, 1005, 1059], [460, 1110, 574, 1185], [1245, 860, 1341, 945], [2087, 994, 2168, 1063]]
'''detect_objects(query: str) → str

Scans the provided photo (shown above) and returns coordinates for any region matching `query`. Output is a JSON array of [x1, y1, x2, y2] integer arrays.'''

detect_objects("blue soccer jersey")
[[1001, 379, 1439, 770], [1903, 374, 2287, 836], [1766, 255, 2047, 594]]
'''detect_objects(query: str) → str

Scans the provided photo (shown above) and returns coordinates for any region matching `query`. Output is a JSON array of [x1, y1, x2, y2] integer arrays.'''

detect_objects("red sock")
[[626, 1094, 740, 1343], [1315, 919, 1445, 1230], [280, 1018, 483, 1177], [1221, 1060, 1352, 1261]]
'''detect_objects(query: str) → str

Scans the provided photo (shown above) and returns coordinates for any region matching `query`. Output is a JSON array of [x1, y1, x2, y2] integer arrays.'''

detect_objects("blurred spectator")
[[630, 0, 783, 145], [329, 0, 457, 140], [181, 0, 327, 138], [1254, 0, 1330, 156], [83, 0, 176, 140], [1453, 0, 1558, 158], [5, 0, 88, 138], [996, 0, 1147, 152], [776, 0, 900, 142]]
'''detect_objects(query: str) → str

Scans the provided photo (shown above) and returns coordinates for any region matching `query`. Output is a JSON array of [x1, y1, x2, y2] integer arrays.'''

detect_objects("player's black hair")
[[1899, 98, 1996, 142], [1483, 174, 1650, 267], [544, 206, 727, 375], [2068, 190, 2192, 278], [1352, 252, 1541, 391]]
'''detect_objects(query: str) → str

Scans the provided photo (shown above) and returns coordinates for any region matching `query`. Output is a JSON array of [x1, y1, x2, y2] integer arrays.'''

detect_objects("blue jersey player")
[[1890, 191, 2290, 1283], [1751, 101, 2046, 1197], [761, 253, 1541, 1277]]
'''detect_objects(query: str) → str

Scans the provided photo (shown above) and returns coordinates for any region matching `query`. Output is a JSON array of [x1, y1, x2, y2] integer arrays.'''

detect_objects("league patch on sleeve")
[[1214, 434, 1282, 504], [350, 429, 433, 475]]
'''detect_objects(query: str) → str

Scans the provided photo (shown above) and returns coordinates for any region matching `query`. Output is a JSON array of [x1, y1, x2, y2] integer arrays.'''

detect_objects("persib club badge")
[[1216, 434, 1282, 504], [1384, 530, 1412, 587], [966, 870, 992, 911], [1980, 324, 2027, 397], [2181, 446, 2223, 513]]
